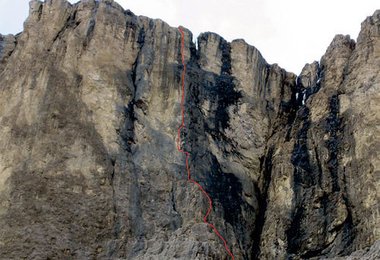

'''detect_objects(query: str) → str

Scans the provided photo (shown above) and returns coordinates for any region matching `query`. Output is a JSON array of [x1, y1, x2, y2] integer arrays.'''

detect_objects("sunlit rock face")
[[0, 1, 378, 259]]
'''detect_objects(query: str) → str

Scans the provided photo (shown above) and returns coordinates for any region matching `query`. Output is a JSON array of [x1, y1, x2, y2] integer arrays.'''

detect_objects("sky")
[[0, 0, 378, 74]]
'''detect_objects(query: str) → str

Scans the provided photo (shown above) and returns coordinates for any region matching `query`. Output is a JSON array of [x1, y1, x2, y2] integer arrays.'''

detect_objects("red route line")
[[176, 26, 235, 260]]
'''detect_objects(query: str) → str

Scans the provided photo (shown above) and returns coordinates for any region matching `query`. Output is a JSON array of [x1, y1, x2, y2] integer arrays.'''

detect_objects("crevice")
[[286, 106, 315, 256], [119, 24, 147, 259], [52, 9, 79, 44], [325, 94, 341, 192], [261, 64, 271, 98], [128, 26, 146, 116], [131, 27, 146, 94], [339, 167, 355, 254], [314, 146, 323, 187], [252, 146, 274, 259], [117, 26, 146, 149], [83, 19, 95, 49], [83, 2, 99, 49], [170, 184, 178, 214], [8, 37, 17, 58], [37, 3, 43, 21], [110, 158, 118, 239], [291, 107, 313, 175]]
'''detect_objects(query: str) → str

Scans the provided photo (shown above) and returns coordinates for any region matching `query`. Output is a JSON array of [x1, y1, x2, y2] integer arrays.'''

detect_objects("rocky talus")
[[0, 0, 379, 259]]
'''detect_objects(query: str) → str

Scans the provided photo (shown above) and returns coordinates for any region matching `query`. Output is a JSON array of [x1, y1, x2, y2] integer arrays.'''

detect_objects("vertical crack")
[[52, 8, 78, 44], [252, 146, 274, 259], [123, 24, 147, 258], [83, 2, 99, 49], [325, 94, 341, 192], [37, 3, 43, 21], [110, 158, 118, 238]]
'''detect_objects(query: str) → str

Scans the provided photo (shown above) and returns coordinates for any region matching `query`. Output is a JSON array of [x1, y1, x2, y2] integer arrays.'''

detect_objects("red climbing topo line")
[[176, 26, 235, 260]]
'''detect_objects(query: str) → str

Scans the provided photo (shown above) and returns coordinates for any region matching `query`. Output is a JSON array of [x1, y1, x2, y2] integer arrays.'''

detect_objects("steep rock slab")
[[0, 1, 379, 259]]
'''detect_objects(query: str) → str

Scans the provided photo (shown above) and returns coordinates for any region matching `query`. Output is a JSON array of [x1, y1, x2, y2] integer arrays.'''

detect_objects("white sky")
[[0, 0, 378, 73]]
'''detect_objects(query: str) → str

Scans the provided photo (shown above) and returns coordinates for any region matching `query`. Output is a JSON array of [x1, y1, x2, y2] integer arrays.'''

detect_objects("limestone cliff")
[[0, 0, 378, 259]]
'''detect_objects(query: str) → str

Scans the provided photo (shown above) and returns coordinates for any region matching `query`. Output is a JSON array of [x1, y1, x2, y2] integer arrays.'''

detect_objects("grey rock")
[[0, 33, 16, 71], [322, 240, 380, 260], [0, 1, 378, 259]]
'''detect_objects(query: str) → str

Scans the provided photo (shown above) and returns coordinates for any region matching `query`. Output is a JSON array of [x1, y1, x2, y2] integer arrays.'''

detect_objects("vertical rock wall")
[[0, 1, 378, 259]]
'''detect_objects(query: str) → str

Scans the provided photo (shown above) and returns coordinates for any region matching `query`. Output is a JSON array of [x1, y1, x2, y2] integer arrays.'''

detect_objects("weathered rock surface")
[[0, 1, 378, 259]]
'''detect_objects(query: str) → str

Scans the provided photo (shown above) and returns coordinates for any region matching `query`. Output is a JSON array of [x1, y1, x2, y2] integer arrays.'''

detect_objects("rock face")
[[0, 1, 378, 259]]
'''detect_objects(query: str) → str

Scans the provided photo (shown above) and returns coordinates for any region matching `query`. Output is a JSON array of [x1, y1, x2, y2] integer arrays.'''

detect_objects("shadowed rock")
[[0, 1, 379, 259]]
